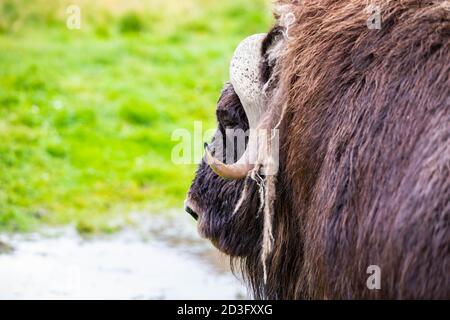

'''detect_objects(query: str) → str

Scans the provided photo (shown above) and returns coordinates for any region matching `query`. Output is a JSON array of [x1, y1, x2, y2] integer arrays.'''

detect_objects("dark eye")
[[215, 83, 249, 130], [217, 109, 237, 128]]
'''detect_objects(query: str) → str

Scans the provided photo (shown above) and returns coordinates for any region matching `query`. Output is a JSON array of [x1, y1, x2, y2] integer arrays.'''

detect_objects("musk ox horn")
[[230, 33, 268, 127], [206, 33, 272, 180]]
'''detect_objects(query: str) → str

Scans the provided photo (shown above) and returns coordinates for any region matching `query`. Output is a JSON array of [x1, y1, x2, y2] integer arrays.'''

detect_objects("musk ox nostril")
[[185, 206, 198, 221]]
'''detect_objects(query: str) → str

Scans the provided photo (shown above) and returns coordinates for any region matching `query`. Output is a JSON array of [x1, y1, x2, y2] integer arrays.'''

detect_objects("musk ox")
[[185, 0, 450, 299]]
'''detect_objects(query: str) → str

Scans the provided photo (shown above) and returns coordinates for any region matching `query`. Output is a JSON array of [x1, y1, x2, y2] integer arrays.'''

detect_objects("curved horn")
[[230, 33, 268, 127], [205, 146, 253, 180], [206, 33, 269, 180]]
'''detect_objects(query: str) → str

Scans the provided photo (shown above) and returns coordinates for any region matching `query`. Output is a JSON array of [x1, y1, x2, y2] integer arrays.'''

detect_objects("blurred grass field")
[[0, 0, 272, 232]]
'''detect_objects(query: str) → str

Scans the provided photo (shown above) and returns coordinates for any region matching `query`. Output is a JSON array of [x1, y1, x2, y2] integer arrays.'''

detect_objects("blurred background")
[[0, 0, 272, 299]]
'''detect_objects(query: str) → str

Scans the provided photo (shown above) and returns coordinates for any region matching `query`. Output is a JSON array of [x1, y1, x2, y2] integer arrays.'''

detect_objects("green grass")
[[0, 0, 272, 232]]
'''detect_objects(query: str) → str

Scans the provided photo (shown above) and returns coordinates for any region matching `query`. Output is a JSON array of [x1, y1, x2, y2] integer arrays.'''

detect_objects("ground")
[[0, 0, 272, 232]]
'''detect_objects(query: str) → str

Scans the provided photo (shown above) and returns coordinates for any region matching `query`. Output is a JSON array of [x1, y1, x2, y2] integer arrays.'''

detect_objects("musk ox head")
[[185, 25, 287, 256], [184, 0, 450, 300]]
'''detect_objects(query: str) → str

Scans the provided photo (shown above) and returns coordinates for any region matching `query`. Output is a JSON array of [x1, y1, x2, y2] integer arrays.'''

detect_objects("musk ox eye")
[[217, 109, 237, 128], [215, 83, 248, 130]]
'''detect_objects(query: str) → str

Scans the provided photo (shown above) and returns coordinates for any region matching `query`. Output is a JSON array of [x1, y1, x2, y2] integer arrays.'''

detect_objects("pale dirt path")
[[0, 213, 247, 300]]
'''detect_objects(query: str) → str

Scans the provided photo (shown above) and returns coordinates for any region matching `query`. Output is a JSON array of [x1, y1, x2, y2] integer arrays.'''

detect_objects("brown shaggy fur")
[[188, 0, 450, 299], [267, 0, 450, 299]]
